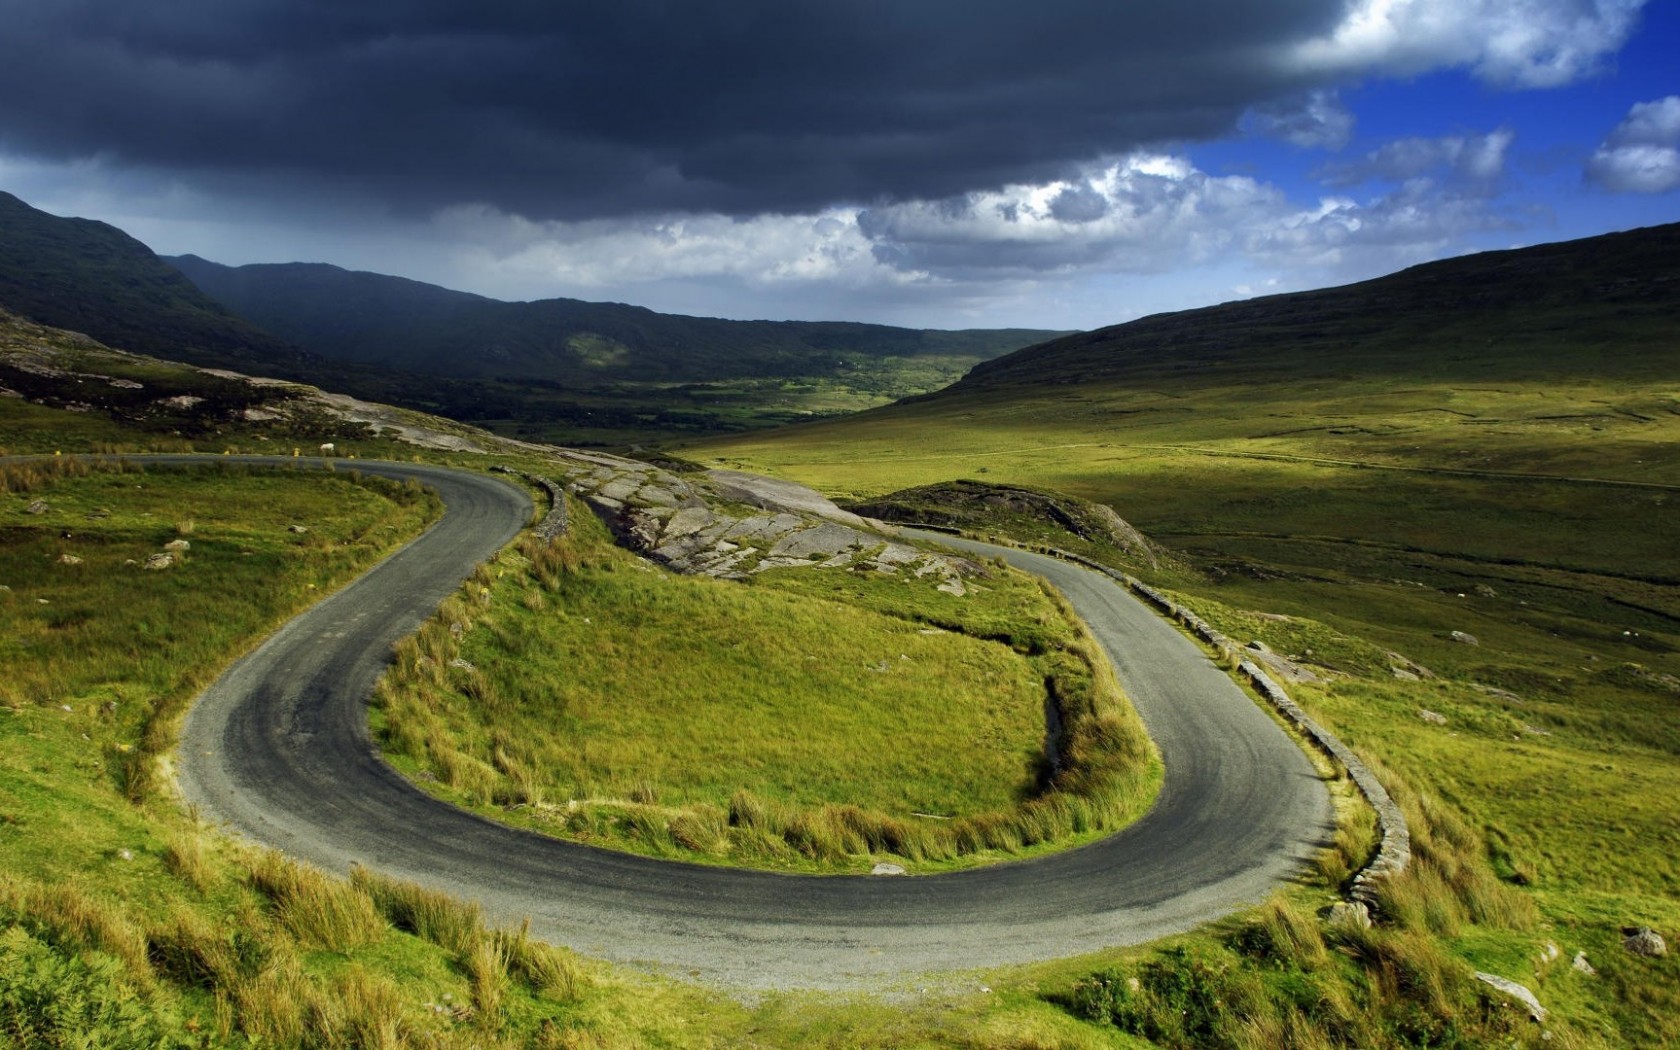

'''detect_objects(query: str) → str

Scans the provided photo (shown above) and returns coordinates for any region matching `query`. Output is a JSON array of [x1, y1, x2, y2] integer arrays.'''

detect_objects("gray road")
[[172, 457, 1333, 989]]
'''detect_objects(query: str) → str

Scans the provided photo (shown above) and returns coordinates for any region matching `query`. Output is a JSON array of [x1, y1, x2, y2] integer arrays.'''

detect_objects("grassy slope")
[[686, 226, 1680, 1044]]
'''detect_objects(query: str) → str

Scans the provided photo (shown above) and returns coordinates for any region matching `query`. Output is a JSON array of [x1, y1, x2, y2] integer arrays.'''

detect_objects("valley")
[[1, 216, 1676, 1046]]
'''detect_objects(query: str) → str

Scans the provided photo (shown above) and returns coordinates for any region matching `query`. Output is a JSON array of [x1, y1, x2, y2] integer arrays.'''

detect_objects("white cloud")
[[414, 146, 1520, 322], [855, 156, 1283, 278], [1288, 0, 1645, 88], [1318, 129, 1515, 192], [427, 204, 931, 303], [1586, 96, 1680, 193]]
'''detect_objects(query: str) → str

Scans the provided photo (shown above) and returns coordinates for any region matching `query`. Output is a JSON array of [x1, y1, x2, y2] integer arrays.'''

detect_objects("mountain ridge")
[[165, 253, 1064, 386]]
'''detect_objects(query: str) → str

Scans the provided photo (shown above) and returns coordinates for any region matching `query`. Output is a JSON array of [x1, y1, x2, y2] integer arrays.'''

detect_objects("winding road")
[[172, 456, 1333, 989]]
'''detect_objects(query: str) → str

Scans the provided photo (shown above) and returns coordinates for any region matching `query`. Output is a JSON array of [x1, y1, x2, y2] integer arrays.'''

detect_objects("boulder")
[[1622, 927, 1667, 957], [1326, 901, 1372, 929], [1449, 630, 1480, 646], [164, 539, 191, 551], [25, 499, 47, 515], [1474, 972, 1546, 1022], [1418, 709, 1448, 726], [871, 863, 906, 876], [57, 553, 83, 565], [1572, 951, 1596, 976], [142, 553, 173, 570]]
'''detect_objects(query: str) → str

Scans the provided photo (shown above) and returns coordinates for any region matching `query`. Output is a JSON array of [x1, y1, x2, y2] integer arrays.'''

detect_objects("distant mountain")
[[166, 254, 1062, 386], [954, 222, 1680, 395], [0, 191, 310, 375]]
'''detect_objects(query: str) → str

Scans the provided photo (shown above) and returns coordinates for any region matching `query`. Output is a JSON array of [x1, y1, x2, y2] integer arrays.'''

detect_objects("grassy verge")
[[371, 495, 1160, 872]]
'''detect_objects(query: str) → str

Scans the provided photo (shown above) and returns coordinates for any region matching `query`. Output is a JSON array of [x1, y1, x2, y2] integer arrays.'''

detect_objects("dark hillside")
[[168, 254, 1061, 385], [0, 191, 309, 374], [958, 222, 1680, 393]]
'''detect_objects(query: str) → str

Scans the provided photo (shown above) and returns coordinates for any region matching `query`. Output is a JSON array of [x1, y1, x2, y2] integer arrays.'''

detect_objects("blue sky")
[[1, 0, 1675, 331]]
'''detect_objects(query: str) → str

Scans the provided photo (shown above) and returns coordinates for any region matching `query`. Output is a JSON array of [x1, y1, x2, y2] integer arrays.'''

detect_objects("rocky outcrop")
[[843, 479, 1166, 569], [548, 450, 977, 592]]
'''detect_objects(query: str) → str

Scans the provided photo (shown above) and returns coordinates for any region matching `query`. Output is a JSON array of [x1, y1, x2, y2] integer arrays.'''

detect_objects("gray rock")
[[287, 524, 309, 534], [596, 476, 644, 503], [164, 539, 191, 551], [1475, 971, 1546, 1022], [1449, 630, 1480, 645], [25, 499, 47, 515], [1326, 901, 1372, 929], [142, 553, 173, 570], [768, 522, 864, 561], [1622, 927, 1667, 957], [1392, 668, 1421, 681], [1418, 709, 1448, 726], [635, 485, 679, 508], [663, 506, 717, 539], [871, 863, 906, 876], [57, 553, 83, 565], [1572, 951, 1596, 975]]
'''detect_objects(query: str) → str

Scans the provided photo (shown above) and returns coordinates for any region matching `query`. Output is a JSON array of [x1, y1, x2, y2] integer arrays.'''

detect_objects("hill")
[[0, 191, 310, 376], [0, 189, 1057, 443], [956, 221, 1680, 393], [167, 254, 1058, 387]]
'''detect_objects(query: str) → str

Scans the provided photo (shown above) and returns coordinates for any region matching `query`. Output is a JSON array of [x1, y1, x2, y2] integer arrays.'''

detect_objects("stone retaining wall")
[[492, 467, 569, 541]]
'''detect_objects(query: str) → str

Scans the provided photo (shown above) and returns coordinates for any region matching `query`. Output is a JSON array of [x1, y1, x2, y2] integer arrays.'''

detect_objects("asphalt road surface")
[[171, 456, 1334, 990]]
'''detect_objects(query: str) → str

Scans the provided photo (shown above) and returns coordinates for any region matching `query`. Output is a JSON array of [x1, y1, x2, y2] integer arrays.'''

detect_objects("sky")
[[0, 0, 1676, 332]]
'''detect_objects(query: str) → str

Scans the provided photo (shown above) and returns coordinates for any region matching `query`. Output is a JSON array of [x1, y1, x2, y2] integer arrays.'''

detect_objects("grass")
[[681, 312, 1680, 1042], [0, 453, 705, 1048], [372, 496, 1161, 872]]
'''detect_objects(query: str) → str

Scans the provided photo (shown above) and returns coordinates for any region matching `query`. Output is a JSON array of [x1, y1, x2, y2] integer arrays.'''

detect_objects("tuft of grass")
[[162, 831, 214, 893], [351, 866, 483, 957], [246, 852, 387, 953]]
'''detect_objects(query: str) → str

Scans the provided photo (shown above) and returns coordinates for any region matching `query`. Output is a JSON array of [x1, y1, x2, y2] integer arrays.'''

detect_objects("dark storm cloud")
[[0, 0, 1347, 220]]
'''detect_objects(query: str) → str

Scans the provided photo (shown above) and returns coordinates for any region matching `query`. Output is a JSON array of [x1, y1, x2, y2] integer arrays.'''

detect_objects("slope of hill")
[[0, 191, 310, 376], [956, 221, 1680, 393], [166, 254, 1060, 386]]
